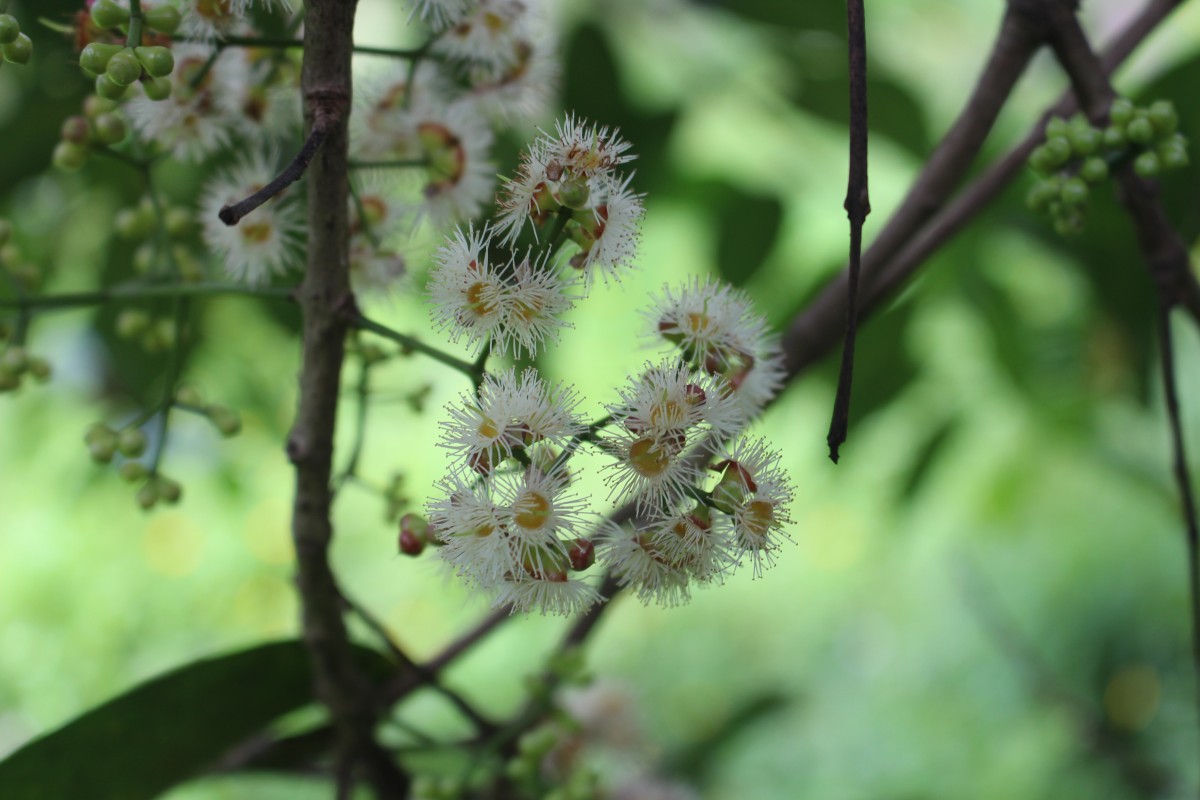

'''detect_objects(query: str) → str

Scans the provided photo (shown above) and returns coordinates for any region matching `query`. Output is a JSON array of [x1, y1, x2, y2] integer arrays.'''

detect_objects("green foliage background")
[[3, 0, 1200, 797]]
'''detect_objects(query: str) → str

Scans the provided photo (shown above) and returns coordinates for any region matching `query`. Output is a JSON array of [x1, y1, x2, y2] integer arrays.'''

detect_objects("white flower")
[[409, 0, 474, 30], [427, 225, 507, 354], [211, 46, 301, 144], [125, 44, 232, 162], [469, 36, 559, 122], [417, 101, 496, 224], [433, 0, 532, 71], [646, 277, 786, 416], [494, 253, 576, 356], [427, 472, 514, 588], [492, 574, 599, 616], [595, 520, 693, 607], [439, 366, 584, 474], [544, 113, 634, 179], [565, 172, 644, 285], [199, 152, 303, 283], [710, 437, 794, 578]]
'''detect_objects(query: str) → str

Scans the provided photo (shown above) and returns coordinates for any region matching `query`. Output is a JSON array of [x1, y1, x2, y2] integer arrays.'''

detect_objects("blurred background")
[[3, 0, 1200, 797]]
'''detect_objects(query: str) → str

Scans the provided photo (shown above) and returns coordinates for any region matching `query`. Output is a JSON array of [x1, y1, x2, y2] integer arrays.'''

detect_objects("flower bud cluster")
[[1027, 99, 1188, 236], [0, 6, 31, 68], [0, 219, 41, 292], [0, 345, 52, 394], [54, 97, 130, 172], [82, 1, 179, 102], [84, 421, 183, 510]]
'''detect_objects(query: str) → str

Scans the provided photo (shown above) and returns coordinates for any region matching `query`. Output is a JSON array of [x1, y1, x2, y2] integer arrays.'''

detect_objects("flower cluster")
[[418, 116, 794, 614]]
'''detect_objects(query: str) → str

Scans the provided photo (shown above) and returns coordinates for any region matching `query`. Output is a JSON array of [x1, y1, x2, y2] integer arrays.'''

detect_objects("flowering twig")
[[826, 0, 870, 464], [1044, 6, 1200, 775]]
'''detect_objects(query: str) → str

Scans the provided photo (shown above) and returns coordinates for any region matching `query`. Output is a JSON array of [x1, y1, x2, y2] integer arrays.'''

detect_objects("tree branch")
[[219, 127, 329, 226], [287, 1, 408, 797], [827, 0, 870, 463]]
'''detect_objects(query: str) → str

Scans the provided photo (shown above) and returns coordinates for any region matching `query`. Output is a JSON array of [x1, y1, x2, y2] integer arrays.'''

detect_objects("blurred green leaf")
[[0, 640, 392, 800]]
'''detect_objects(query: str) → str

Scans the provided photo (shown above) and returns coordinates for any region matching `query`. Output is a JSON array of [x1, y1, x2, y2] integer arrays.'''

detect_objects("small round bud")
[[1042, 137, 1072, 168], [116, 309, 151, 339], [206, 404, 242, 437], [2, 32, 31, 65], [95, 73, 129, 101], [1103, 125, 1126, 148], [89, 438, 118, 464], [164, 207, 192, 238], [517, 725, 559, 759], [150, 318, 176, 350], [1045, 117, 1069, 139], [80, 42, 123, 75], [0, 365, 19, 392], [143, 5, 182, 34], [83, 95, 118, 118], [60, 116, 91, 145], [92, 112, 127, 145], [156, 476, 182, 505], [119, 461, 148, 483], [136, 482, 160, 510], [1134, 150, 1161, 177], [2, 346, 26, 374], [0, 15, 19, 45], [105, 50, 143, 87], [1079, 156, 1109, 184], [1126, 116, 1155, 145], [118, 428, 147, 458], [398, 526, 425, 556], [1068, 126, 1101, 157], [90, 0, 131, 29], [26, 356, 51, 382], [141, 75, 172, 102], [52, 141, 88, 172], [1148, 100, 1178, 136], [1025, 181, 1056, 213], [134, 46, 174, 79], [1158, 136, 1189, 170], [85, 422, 117, 446], [175, 385, 203, 407], [1109, 97, 1134, 125], [556, 176, 590, 209], [114, 206, 154, 240], [1060, 177, 1089, 206]]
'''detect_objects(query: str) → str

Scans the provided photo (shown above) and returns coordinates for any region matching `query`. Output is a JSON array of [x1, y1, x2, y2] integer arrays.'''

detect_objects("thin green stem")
[[348, 182, 383, 249], [0, 283, 294, 312], [353, 314, 480, 381], [545, 207, 574, 259], [172, 35, 426, 59], [348, 159, 430, 170], [550, 414, 612, 473], [149, 297, 187, 475], [127, 0, 143, 47], [335, 354, 372, 492]]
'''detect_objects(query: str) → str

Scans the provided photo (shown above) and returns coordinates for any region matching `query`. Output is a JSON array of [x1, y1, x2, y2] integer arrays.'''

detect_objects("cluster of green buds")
[[81, 1, 179, 102], [85, 420, 184, 511], [111, 196, 205, 281], [1026, 99, 1188, 235], [84, 421, 147, 464], [0, 346, 52, 393], [0, 218, 41, 291], [115, 308, 181, 352], [53, 96, 128, 171], [175, 385, 243, 437], [0, 2, 31, 67]]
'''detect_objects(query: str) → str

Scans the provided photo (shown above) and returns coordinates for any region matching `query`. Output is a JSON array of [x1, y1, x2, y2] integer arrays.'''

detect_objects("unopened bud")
[[567, 538, 595, 571], [119, 461, 148, 483], [398, 513, 429, 556], [136, 482, 160, 510], [206, 404, 242, 437]]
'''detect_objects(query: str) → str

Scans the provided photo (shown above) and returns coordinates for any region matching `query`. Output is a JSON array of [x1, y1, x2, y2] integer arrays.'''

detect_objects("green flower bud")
[[164, 207, 192, 238], [2, 32, 31, 65], [114, 206, 154, 240], [1045, 117, 1069, 139], [0, 14, 19, 45], [92, 112, 127, 145], [156, 476, 182, 504], [175, 385, 203, 407], [116, 308, 151, 339], [1025, 181, 1057, 213], [1109, 97, 1134, 125], [52, 141, 89, 171], [90, 0, 131, 29], [1043, 136, 1072, 168], [2, 345, 26, 374], [1027, 145, 1055, 175], [1068, 126, 1101, 157], [27, 356, 51, 382], [1126, 116, 1155, 145], [1159, 137, 1189, 170], [119, 461, 148, 483], [1079, 157, 1108, 184], [141, 75, 172, 102], [89, 437, 118, 464], [1134, 150, 1161, 177], [80, 42, 123, 75], [1103, 125, 1126, 148], [136, 482, 160, 510], [134, 46, 174, 78], [555, 175, 590, 209], [144, 5, 182, 35], [85, 422, 117, 446], [105, 50, 142, 87], [95, 73, 129, 101], [1148, 100, 1178, 136], [0, 365, 19, 392], [1060, 177, 1088, 206], [61, 115, 91, 144], [206, 404, 242, 437], [84, 95, 119, 118], [118, 428, 147, 457]]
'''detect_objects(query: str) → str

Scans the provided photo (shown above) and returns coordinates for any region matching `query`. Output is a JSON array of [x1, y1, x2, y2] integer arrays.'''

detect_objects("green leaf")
[[707, 183, 784, 287], [0, 640, 393, 800]]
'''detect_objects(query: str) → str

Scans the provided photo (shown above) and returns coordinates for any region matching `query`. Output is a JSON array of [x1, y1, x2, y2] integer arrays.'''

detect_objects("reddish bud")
[[567, 539, 595, 571]]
